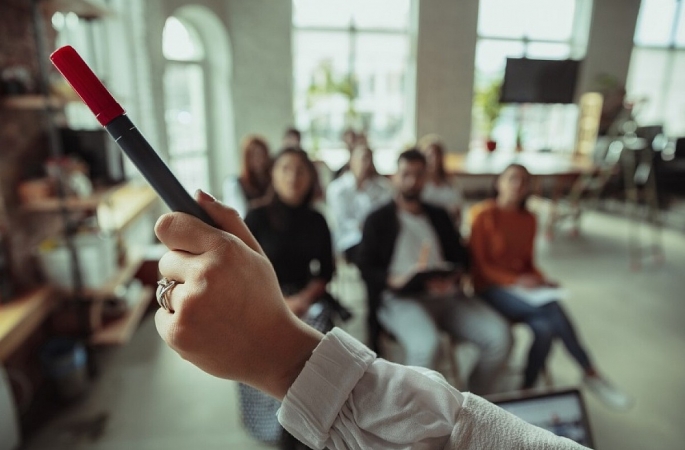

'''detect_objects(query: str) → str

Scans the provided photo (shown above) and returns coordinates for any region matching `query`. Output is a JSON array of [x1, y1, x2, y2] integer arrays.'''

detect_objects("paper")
[[503, 286, 569, 307]]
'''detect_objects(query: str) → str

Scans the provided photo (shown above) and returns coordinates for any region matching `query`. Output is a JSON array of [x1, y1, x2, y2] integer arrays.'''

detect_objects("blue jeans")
[[482, 287, 593, 388]]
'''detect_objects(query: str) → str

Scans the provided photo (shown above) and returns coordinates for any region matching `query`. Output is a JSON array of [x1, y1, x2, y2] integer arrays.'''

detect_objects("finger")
[[156, 281, 189, 315], [195, 190, 265, 256], [155, 212, 228, 255], [155, 307, 178, 346], [158, 250, 197, 283]]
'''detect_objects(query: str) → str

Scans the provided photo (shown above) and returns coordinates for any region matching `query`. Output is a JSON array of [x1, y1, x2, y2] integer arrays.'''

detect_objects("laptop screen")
[[492, 388, 594, 448]]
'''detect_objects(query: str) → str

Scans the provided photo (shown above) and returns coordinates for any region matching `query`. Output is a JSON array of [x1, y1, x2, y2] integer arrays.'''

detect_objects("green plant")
[[475, 79, 503, 138], [306, 60, 357, 116]]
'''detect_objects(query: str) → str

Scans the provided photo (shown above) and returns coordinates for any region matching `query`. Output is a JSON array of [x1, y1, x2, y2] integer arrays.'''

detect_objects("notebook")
[[490, 388, 594, 448]]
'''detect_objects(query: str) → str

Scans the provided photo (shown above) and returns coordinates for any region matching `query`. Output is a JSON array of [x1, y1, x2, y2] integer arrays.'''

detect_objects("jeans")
[[378, 291, 512, 395], [482, 287, 593, 388]]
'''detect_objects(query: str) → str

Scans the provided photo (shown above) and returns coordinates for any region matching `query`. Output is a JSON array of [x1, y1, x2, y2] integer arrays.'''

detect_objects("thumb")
[[195, 190, 265, 256]]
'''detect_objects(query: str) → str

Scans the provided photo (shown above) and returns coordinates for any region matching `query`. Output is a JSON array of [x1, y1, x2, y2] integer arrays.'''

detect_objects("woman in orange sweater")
[[470, 164, 631, 409]]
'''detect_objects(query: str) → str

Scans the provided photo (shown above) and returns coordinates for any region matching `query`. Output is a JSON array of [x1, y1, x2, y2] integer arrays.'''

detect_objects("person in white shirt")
[[326, 145, 393, 264], [222, 135, 272, 217], [418, 134, 464, 229], [153, 191, 588, 449]]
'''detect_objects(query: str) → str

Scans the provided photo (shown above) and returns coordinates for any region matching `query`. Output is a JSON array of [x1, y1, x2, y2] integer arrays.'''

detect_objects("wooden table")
[[444, 151, 594, 177], [0, 287, 57, 362], [444, 151, 596, 237]]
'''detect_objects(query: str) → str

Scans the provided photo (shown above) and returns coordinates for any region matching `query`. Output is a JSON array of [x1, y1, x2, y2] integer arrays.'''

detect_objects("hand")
[[387, 271, 414, 290], [425, 277, 457, 296], [154, 190, 323, 400], [517, 274, 543, 289], [285, 294, 310, 317]]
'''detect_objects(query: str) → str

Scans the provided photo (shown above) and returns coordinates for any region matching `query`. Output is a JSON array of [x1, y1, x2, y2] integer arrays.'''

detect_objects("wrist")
[[268, 320, 324, 400]]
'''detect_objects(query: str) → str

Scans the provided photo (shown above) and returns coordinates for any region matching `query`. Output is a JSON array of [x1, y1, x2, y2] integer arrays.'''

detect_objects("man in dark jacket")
[[357, 149, 511, 395]]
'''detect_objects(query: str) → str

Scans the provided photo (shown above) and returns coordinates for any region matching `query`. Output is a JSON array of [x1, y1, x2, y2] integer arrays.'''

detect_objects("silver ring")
[[156, 277, 178, 312]]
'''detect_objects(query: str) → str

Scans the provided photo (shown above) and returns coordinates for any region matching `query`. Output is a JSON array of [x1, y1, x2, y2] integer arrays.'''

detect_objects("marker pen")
[[50, 45, 216, 227]]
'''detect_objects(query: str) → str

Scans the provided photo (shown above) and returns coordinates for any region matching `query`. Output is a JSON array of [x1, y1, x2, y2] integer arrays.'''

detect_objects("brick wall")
[[0, 1, 62, 289]]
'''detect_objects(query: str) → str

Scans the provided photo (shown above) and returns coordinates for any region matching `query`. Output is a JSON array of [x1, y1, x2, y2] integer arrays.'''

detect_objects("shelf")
[[80, 255, 145, 301], [0, 287, 58, 362], [19, 184, 124, 213], [42, 0, 114, 20], [1, 95, 66, 111], [90, 286, 153, 345], [20, 183, 158, 233], [96, 183, 158, 232]]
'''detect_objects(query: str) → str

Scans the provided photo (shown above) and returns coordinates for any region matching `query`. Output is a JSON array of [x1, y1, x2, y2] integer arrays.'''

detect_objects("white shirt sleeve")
[[278, 328, 588, 450]]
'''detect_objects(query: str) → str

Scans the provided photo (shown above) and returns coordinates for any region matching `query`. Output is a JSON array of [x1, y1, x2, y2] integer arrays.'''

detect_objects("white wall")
[[415, 0, 480, 153], [136, 0, 293, 196], [224, 0, 294, 154]]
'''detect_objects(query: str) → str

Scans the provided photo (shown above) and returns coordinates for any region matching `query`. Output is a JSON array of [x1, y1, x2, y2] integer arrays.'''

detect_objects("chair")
[[362, 279, 465, 389]]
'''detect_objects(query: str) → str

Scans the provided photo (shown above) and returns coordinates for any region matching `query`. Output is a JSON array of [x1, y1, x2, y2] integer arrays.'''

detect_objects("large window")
[[292, 0, 415, 167], [162, 17, 211, 193], [626, 0, 685, 136], [472, 0, 592, 152]]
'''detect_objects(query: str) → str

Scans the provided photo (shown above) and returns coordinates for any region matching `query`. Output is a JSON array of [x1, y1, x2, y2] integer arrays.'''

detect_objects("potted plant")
[[306, 61, 358, 155], [475, 79, 503, 152]]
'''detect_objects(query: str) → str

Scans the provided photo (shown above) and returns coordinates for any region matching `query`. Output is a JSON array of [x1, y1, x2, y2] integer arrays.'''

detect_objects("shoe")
[[583, 375, 634, 411]]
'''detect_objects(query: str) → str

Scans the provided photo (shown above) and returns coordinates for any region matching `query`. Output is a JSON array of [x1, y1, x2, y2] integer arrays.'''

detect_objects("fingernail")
[[196, 189, 217, 202]]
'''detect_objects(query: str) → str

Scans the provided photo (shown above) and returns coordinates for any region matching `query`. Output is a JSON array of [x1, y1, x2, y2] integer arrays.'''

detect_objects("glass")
[[474, 39, 525, 80], [293, 0, 410, 29], [626, 48, 670, 128], [163, 17, 205, 61], [664, 51, 685, 135], [634, 0, 678, 47], [164, 63, 208, 156], [478, 0, 575, 40], [676, 1, 685, 47], [525, 42, 572, 59], [171, 155, 211, 194], [353, 33, 410, 146]]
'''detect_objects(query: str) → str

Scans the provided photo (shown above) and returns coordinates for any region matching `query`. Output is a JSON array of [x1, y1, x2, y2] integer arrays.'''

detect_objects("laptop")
[[490, 388, 594, 448]]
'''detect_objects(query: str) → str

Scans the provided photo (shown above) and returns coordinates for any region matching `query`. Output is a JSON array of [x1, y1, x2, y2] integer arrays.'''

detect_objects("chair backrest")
[[674, 137, 685, 159]]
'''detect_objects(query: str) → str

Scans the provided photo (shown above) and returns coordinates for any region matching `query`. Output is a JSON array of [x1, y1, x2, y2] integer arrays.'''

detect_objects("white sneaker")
[[583, 375, 634, 411]]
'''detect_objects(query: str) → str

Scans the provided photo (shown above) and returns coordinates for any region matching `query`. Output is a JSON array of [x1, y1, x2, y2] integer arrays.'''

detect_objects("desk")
[[444, 151, 594, 177], [0, 287, 57, 362], [444, 151, 596, 237]]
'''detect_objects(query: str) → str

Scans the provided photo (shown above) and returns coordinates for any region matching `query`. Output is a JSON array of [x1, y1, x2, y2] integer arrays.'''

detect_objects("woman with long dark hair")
[[222, 135, 272, 217], [240, 147, 343, 449], [418, 135, 464, 228], [469, 164, 632, 410]]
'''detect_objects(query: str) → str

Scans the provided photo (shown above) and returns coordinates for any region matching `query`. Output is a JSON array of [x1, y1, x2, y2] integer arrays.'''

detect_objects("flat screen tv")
[[500, 58, 581, 104]]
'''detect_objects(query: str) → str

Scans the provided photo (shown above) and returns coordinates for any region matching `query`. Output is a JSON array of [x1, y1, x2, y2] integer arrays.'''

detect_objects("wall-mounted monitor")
[[500, 58, 582, 104]]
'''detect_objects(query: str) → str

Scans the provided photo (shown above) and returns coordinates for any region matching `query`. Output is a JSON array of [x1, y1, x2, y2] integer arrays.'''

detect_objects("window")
[[52, 12, 109, 129], [626, 0, 685, 136], [162, 17, 211, 193], [472, 0, 592, 152], [292, 0, 415, 169]]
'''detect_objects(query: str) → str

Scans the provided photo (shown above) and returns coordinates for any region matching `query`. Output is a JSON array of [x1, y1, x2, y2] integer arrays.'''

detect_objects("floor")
[[21, 209, 685, 450]]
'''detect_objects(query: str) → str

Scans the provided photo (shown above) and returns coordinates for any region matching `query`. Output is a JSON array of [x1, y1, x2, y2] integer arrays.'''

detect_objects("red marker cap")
[[50, 45, 124, 126]]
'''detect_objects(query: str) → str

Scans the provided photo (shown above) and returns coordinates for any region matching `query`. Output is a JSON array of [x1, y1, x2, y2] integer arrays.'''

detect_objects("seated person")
[[333, 128, 368, 179], [281, 126, 301, 148], [469, 163, 632, 410], [242, 147, 342, 449], [155, 190, 593, 450], [418, 134, 464, 228], [222, 135, 272, 217], [326, 144, 393, 264], [357, 149, 512, 395]]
